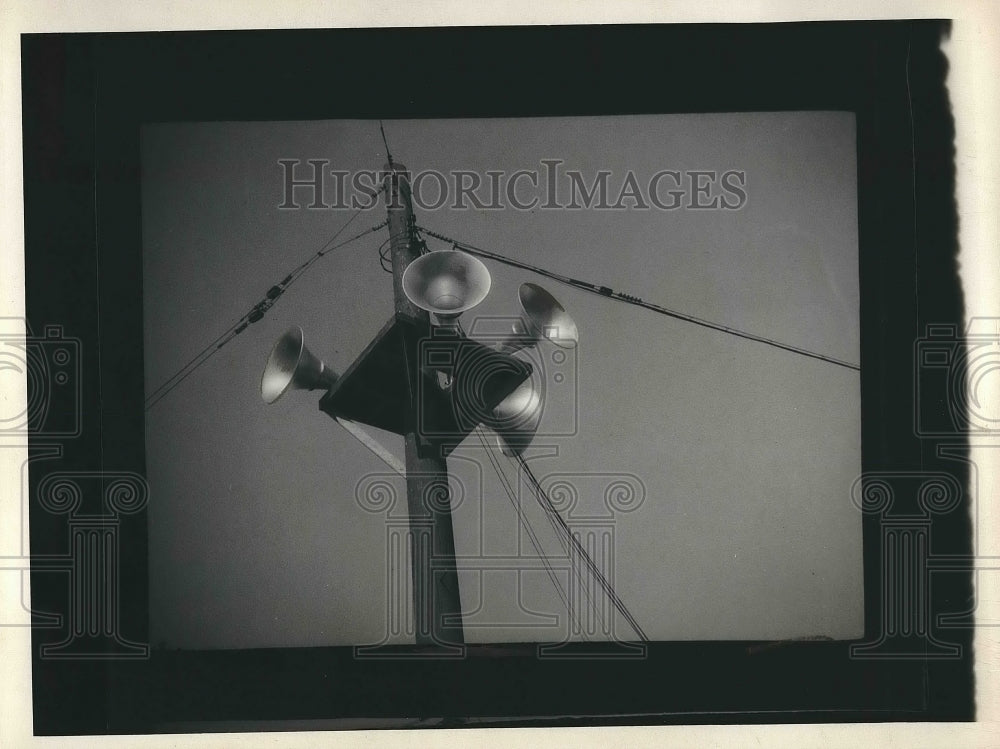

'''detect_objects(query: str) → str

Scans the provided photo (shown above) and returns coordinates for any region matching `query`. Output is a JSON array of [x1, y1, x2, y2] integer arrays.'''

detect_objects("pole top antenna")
[[379, 119, 394, 167]]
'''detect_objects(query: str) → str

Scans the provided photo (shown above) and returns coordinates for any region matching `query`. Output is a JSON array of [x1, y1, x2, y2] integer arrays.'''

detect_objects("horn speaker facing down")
[[401, 249, 492, 325]]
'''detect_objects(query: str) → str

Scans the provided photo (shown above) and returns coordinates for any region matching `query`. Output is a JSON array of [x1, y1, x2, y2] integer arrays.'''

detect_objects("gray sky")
[[142, 113, 862, 649]]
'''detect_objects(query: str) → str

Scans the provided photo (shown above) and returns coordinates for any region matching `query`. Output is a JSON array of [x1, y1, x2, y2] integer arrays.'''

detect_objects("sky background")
[[142, 113, 862, 649]]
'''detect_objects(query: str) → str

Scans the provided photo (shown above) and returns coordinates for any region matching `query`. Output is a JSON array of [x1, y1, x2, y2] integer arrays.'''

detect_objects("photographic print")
[[141, 113, 862, 652], [10, 17, 980, 738]]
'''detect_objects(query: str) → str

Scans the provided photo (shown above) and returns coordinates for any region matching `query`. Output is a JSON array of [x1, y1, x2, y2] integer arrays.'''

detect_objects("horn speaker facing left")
[[261, 326, 338, 404]]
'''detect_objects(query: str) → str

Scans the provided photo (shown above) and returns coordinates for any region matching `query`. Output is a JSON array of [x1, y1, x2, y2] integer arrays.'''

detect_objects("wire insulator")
[[617, 292, 643, 304]]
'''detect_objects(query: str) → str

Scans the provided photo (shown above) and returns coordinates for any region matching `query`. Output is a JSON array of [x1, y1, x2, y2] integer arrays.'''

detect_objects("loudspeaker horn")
[[401, 249, 492, 325], [486, 376, 544, 457], [499, 282, 579, 352], [261, 326, 338, 404]]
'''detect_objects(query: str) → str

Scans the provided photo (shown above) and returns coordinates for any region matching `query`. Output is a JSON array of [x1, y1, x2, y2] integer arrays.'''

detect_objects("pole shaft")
[[384, 163, 464, 646]]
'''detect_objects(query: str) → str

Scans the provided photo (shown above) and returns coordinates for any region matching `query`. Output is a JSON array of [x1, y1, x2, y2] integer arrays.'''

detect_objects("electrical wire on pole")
[[474, 427, 589, 641], [512, 452, 650, 642], [417, 225, 861, 372], [145, 206, 386, 411]]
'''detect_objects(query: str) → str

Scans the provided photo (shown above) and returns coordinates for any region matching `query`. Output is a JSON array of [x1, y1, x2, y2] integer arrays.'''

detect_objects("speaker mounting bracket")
[[319, 316, 531, 457]]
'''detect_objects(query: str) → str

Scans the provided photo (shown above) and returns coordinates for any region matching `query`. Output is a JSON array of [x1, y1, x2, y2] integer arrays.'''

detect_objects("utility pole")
[[384, 162, 464, 646], [263, 150, 596, 650]]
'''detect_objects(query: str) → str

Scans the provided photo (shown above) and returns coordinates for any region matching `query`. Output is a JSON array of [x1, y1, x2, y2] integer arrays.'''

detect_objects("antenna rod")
[[379, 120, 394, 167]]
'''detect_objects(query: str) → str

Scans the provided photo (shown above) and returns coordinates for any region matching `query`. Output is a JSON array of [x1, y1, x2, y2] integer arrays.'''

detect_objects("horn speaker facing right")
[[499, 282, 579, 352]]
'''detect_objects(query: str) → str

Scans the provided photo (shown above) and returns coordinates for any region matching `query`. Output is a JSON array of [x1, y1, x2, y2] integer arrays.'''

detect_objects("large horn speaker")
[[261, 326, 338, 404], [486, 376, 544, 457], [499, 282, 579, 352], [401, 249, 492, 325]]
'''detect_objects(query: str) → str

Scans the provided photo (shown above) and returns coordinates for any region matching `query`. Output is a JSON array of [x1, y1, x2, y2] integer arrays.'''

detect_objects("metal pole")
[[384, 162, 464, 646]]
